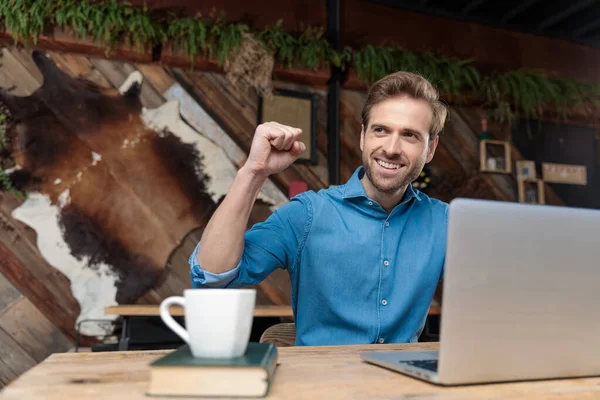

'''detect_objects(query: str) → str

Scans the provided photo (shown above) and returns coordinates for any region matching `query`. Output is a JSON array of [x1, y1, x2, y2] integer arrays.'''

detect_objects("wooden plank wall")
[[0, 269, 71, 389]]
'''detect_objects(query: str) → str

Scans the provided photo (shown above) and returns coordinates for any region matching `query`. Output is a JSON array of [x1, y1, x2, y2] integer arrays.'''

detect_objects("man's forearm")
[[196, 166, 267, 274]]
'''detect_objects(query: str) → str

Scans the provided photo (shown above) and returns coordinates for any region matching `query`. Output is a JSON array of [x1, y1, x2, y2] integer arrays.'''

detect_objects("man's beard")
[[363, 152, 425, 194]]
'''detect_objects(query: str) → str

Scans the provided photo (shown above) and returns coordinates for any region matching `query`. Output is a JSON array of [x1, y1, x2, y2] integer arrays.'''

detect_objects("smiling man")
[[190, 71, 449, 346]]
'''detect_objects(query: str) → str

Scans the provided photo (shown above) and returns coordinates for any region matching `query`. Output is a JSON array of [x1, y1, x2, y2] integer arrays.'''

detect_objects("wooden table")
[[3, 343, 600, 399], [104, 304, 294, 318], [102, 305, 294, 351]]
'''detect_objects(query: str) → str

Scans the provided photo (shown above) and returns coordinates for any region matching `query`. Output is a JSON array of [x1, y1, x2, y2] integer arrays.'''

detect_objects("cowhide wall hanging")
[[0, 50, 285, 335]]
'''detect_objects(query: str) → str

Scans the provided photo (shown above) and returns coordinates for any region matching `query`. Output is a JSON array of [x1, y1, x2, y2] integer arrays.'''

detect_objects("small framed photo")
[[516, 160, 536, 180], [518, 178, 545, 205], [480, 140, 512, 174], [257, 89, 318, 164]]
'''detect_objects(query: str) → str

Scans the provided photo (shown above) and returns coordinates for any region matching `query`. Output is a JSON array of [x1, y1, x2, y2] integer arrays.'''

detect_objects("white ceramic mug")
[[159, 288, 256, 358]]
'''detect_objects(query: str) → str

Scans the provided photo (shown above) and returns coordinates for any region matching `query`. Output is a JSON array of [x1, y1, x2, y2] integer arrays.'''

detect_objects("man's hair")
[[361, 71, 448, 140]]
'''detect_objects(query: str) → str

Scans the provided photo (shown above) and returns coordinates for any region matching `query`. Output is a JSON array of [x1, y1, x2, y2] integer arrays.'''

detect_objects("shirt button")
[[385, 221, 390, 227], [368, 201, 373, 206], [383, 260, 389, 266], [379, 338, 385, 343], [381, 299, 388, 306]]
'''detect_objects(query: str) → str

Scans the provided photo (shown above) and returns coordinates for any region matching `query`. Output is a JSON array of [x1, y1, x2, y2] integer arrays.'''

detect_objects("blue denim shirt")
[[189, 166, 448, 346]]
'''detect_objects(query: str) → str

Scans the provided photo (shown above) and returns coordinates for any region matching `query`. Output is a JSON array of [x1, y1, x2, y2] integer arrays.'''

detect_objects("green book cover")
[[150, 342, 278, 369], [147, 342, 279, 398]]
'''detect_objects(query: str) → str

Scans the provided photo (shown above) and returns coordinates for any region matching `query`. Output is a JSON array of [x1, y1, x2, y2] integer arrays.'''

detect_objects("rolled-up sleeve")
[[188, 193, 312, 289], [189, 242, 241, 288]]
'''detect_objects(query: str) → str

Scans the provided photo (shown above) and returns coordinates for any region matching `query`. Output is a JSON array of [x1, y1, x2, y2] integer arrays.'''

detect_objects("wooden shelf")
[[480, 139, 512, 174], [0, 27, 331, 88]]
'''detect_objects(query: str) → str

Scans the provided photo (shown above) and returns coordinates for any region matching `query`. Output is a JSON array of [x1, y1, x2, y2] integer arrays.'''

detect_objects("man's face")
[[360, 96, 438, 195]]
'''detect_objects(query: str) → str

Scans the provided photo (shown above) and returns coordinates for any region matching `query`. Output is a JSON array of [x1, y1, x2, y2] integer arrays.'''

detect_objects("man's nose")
[[382, 134, 403, 157]]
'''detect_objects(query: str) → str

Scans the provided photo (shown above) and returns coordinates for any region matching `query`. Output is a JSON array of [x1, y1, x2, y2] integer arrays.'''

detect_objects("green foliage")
[[53, 0, 91, 39], [207, 14, 248, 66], [256, 19, 297, 67], [257, 20, 339, 70], [353, 44, 600, 126], [295, 25, 333, 70], [1, 1, 600, 126], [353, 45, 480, 98], [0, 0, 54, 45], [0, 168, 24, 198], [167, 13, 208, 64], [478, 70, 600, 125]]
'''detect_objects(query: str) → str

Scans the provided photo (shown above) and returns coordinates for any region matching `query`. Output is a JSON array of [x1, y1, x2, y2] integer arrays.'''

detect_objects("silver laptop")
[[361, 198, 600, 385]]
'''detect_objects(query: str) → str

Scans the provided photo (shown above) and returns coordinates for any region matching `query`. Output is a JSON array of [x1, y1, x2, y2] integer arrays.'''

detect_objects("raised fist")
[[244, 122, 306, 177]]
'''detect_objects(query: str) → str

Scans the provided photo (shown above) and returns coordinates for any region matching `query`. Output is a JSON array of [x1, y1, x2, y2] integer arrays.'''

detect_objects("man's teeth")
[[377, 160, 400, 169]]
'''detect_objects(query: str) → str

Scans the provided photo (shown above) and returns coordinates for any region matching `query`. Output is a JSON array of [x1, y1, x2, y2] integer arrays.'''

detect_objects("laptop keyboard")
[[402, 359, 438, 372]]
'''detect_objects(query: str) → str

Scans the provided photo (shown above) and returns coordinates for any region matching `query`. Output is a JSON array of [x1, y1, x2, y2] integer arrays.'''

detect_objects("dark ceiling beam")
[[538, 0, 596, 31], [500, 0, 541, 23], [461, 0, 488, 16], [571, 16, 600, 38]]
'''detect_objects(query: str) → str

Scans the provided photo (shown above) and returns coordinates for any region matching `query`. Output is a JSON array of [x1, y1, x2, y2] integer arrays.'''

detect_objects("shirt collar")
[[342, 166, 422, 203]]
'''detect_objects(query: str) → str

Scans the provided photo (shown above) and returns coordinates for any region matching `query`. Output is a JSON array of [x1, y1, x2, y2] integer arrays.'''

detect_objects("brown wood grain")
[[0, 271, 22, 312], [175, 69, 328, 191], [0, 193, 79, 316], [0, 48, 41, 96], [45, 51, 113, 89], [4, 342, 600, 399], [0, 240, 78, 344], [0, 297, 72, 363], [0, 326, 37, 389]]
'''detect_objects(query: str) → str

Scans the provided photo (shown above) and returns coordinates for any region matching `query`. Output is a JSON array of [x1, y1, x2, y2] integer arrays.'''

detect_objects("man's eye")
[[373, 127, 384, 133]]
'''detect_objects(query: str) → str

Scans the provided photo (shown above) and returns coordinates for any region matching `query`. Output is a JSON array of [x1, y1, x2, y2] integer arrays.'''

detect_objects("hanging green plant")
[[295, 25, 333, 70], [207, 13, 248, 66], [1, 0, 600, 127], [256, 19, 341, 70], [84, 0, 162, 52], [255, 19, 297, 68], [166, 13, 208, 65], [353, 45, 480, 104], [353, 45, 480, 93], [0, 0, 54, 46], [53, 0, 91, 39], [478, 70, 600, 126]]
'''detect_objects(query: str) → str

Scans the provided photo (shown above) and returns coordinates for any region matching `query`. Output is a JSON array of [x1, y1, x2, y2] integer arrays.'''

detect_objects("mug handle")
[[159, 296, 189, 344]]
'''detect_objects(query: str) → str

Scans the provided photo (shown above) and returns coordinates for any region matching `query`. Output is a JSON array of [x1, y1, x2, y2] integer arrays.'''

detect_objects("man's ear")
[[426, 135, 439, 163], [360, 124, 365, 152]]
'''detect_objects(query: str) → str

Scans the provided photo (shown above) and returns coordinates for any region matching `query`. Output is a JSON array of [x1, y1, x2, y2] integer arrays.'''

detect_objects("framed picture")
[[516, 160, 536, 180], [480, 140, 512, 174], [257, 89, 318, 164], [518, 178, 545, 205], [542, 162, 587, 185]]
